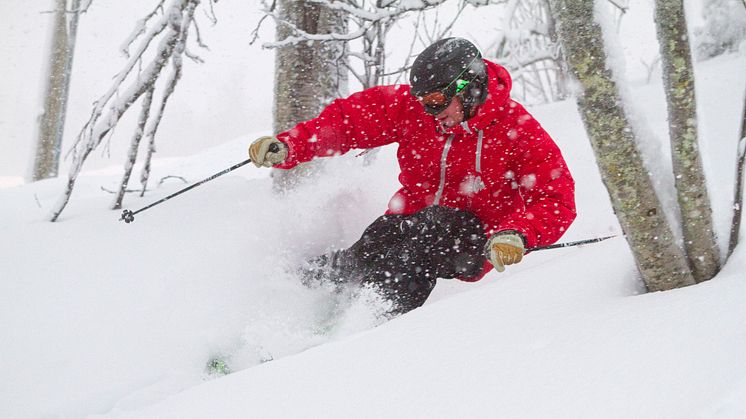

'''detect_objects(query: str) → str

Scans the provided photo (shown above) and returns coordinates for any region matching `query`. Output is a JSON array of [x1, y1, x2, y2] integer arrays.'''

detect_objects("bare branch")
[[348, 50, 376, 63], [641, 55, 661, 84], [191, 16, 210, 50], [74, 15, 170, 147], [140, 2, 195, 194], [101, 186, 146, 194], [79, 0, 93, 13], [249, 0, 276, 45], [185, 48, 205, 63], [112, 86, 154, 210], [119, 0, 167, 57], [51, 0, 190, 221], [261, 0, 450, 50], [343, 58, 368, 86], [81, 12, 176, 155], [607, 0, 628, 14], [158, 175, 188, 185], [434, 0, 467, 38], [263, 12, 370, 48], [249, 14, 271, 45], [203, 0, 218, 24], [309, 0, 449, 21], [390, 15, 422, 85]]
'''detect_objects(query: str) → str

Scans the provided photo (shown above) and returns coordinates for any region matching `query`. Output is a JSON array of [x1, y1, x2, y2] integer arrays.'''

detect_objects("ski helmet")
[[409, 38, 488, 119]]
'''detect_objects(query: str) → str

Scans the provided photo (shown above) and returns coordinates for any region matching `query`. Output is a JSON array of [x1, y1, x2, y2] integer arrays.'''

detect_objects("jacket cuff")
[[272, 138, 299, 170], [492, 229, 528, 246]]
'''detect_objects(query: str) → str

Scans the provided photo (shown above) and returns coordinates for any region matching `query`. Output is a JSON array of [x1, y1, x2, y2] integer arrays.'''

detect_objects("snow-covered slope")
[[98, 247, 746, 419], [2, 54, 745, 418]]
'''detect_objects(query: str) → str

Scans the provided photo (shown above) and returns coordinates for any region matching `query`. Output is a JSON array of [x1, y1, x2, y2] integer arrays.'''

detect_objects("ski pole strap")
[[527, 234, 620, 252], [120, 158, 253, 223]]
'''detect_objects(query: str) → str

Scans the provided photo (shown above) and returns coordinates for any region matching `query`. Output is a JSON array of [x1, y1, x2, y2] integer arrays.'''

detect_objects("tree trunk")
[[655, 0, 721, 281], [728, 91, 746, 258], [550, 0, 696, 291], [32, 0, 80, 181], [272, 0, 348, 191]]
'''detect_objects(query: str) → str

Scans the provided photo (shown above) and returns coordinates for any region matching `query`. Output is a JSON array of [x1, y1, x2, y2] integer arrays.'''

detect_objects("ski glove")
[[249, 136, 288, 168], [485, 231, 526, 273]]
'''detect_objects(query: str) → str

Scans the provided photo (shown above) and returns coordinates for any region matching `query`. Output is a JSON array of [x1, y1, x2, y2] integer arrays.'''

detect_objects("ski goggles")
[[417, 79, 470, 115]]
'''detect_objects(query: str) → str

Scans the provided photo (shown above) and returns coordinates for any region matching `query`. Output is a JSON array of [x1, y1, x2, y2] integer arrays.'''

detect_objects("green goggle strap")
[[444, 54, 478, 95]]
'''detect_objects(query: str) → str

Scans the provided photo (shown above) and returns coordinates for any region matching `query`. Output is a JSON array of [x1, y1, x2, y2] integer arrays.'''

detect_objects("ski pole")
[[527, 234, 619, 252], [120, 143, 282, 223], [119, 158, 252, 223], [120, 142, 283, 223]]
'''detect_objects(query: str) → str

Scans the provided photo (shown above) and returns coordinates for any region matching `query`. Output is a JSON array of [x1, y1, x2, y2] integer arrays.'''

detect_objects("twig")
[[203, 0, 218, 24], [607, 0, 628, 14], [191, 16, 210, 50], [249, 0, 276, 45], [120, 0, 167, 57], [263, 13, 370, 48], [101, 186, 145, 194], [158, 175, 188, 185]]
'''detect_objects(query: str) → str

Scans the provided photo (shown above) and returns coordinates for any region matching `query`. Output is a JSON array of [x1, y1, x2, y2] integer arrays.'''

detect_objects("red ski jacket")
[[276, 60, 576, 281]]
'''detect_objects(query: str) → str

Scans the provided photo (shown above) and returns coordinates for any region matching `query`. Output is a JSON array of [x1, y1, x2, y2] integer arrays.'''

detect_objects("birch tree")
[[549, 0, 696, 291], [32, 0, 84, 181], [50, 0, 213, 221], [654, 0, 721, 281]]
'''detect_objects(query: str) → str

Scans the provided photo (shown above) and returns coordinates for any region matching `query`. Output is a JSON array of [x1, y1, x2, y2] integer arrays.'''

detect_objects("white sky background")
[[0, 0, 704, 178]]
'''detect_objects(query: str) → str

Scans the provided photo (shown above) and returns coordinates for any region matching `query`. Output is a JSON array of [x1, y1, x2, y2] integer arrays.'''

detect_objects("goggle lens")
[[418, 91, 451, 115], [419, 91, 449, 106], [416, 79, 471, 115]]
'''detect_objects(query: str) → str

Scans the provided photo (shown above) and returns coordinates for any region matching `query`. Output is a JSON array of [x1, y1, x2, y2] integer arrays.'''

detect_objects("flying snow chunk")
[[389, 195, 405, 212], [520, 174, 537, 189]]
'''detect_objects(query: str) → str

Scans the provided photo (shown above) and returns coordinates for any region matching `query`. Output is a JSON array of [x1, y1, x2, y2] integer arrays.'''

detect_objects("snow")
[[2, 2, 746, 418], [95, 250, 746, 419]]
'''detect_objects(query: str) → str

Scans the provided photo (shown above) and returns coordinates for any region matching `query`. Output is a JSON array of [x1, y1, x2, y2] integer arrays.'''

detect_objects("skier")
[[249, 38, 576, 315]]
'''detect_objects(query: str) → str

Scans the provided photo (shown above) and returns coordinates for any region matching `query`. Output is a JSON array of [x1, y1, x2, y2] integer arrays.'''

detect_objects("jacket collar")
[[439, 59, 512, 136]]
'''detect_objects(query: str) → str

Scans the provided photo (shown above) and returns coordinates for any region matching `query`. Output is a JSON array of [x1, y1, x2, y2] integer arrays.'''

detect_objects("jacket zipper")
[[433, 134, 455, 205]]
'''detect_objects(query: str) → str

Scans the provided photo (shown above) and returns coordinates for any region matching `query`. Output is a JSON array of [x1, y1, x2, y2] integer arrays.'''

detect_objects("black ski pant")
[[304, 205, 488, 315]]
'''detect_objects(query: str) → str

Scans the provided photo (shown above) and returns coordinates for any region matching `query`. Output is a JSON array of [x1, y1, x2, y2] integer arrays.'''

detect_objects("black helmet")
[[410, 38, 488, 118]]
